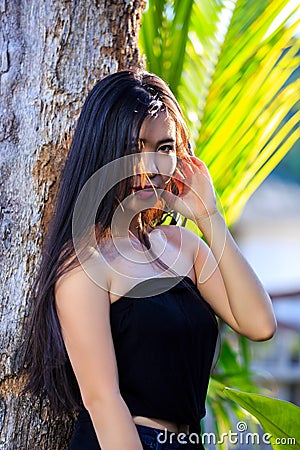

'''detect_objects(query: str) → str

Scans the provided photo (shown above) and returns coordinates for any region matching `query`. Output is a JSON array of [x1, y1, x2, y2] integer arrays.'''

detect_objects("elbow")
[[82, 387, 121, 413], [248, 319, 277, 342]]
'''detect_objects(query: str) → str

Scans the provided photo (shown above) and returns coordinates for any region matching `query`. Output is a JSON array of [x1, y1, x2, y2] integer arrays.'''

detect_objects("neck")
[[111, 210, 144, 239]]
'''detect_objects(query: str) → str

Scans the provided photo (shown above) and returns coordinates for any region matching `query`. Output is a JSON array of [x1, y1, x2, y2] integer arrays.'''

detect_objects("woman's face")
[[129, 110, 177, 208]]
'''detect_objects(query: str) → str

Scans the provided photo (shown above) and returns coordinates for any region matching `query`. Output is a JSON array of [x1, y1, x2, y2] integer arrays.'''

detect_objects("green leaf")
[[224, 388, 300, 449], [140, 3, 300, 446], [140, 0, 300, 227]]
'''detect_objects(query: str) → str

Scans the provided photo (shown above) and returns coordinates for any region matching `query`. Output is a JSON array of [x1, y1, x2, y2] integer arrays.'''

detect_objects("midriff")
[[133, 416, 190, 434]]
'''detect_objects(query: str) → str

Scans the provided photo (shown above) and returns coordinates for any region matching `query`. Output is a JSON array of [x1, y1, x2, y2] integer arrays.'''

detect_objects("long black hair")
[[22, 70, 194, 413]]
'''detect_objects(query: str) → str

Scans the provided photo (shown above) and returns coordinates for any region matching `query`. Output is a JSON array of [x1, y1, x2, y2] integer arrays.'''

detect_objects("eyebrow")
[[139, 138, 175, 145]]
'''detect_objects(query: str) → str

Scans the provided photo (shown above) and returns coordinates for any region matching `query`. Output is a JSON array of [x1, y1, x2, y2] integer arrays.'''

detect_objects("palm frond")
[[198, 0, 300, 223], [140, 0, 300, 226]]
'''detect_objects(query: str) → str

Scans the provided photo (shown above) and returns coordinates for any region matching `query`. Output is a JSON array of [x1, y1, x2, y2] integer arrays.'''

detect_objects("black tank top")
[[109, 276, 218, 434]]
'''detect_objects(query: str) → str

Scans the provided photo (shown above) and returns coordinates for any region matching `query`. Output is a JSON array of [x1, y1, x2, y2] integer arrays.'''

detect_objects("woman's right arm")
[[55, 263, 143, 450]]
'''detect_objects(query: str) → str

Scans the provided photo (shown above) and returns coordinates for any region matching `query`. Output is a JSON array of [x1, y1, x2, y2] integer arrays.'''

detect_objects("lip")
[[132, 183, 157, 191], [132, 184, 157, 199]]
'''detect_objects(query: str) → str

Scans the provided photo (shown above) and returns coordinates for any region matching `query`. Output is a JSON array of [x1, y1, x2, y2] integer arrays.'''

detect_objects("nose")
[[140, 152, 158, 176]]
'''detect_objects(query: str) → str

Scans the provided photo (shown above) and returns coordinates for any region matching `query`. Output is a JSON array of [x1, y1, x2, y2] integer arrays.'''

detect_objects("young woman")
[[23, 70, 277, 450]]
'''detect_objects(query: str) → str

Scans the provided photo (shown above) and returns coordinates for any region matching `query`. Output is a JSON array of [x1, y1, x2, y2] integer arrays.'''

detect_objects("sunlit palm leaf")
[[198, 1, 300, 224], [140, 0, 223, 100], [140, 0, 165, 75], [140, 0, 299, 227]]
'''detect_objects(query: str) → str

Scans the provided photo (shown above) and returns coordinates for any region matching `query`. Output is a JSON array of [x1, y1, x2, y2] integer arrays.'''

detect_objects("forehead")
[[139, 111, 176, 141]]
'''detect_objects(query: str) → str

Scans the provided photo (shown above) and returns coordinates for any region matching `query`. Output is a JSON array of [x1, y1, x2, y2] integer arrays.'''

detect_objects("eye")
[[158, 144, 175, 153]]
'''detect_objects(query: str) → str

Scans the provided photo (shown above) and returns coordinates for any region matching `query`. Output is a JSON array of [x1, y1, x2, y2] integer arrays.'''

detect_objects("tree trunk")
[[0, 1, 145, 448]]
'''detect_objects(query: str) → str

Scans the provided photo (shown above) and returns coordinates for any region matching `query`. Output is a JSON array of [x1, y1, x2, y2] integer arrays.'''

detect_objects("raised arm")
[[169, 156, 277, 341], [55, 262, 143, 450]]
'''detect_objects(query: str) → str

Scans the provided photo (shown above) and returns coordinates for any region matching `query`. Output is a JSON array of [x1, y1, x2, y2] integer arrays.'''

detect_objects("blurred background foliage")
[[140, 0, 300, 226], [139, 0, 300, 447]]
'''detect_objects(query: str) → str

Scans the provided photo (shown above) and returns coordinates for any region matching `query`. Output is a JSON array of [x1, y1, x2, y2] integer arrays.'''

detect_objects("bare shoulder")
[[53, 248, 120, 408], [55, 248, 110, 309]]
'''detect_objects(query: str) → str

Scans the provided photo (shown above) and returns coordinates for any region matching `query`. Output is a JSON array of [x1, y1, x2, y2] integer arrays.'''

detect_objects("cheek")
[[156, 153, 177, 177]]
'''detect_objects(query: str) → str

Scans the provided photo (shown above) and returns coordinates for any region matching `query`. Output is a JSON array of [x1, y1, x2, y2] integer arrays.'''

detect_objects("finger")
[[178, 158, 195, 177], [162, 189, 189, 213], [161, 189, 176, 210], [189, 157, 213, 182], [190, 157, 210, 174], [173, 167, 185, 181]]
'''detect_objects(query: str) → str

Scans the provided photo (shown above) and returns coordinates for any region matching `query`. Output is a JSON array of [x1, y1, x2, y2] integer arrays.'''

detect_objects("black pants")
[[68, 410, 204, 449]]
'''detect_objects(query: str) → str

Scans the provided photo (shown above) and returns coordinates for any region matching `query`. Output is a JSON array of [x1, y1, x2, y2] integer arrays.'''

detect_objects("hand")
[[163, 156, 218, 222]]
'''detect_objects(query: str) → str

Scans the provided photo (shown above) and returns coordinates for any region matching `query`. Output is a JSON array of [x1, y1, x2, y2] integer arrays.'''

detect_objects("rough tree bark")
[[0, 1, 145, 448]]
